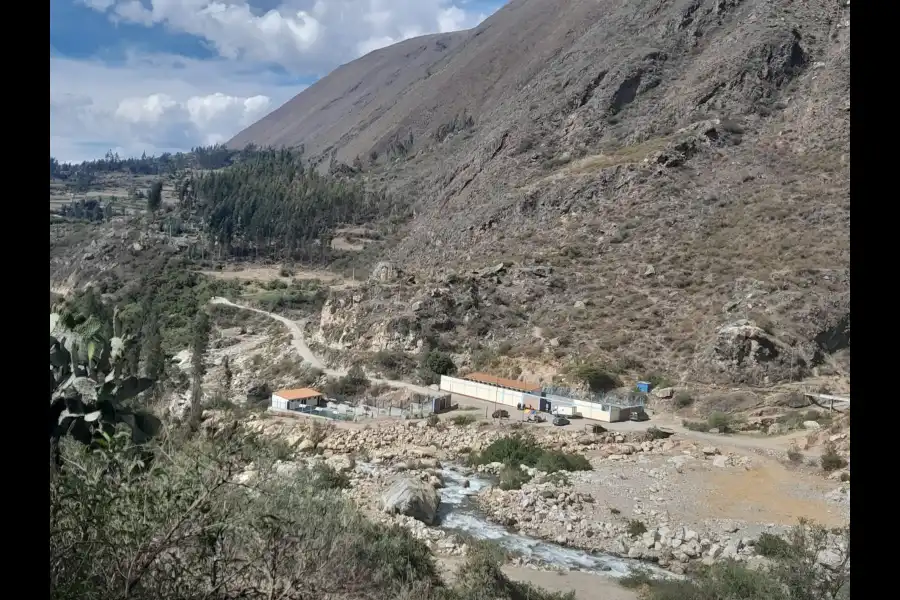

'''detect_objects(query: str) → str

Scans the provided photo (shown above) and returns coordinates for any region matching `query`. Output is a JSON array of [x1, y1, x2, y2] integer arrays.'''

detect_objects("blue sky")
[[50, 0, 505, 163]]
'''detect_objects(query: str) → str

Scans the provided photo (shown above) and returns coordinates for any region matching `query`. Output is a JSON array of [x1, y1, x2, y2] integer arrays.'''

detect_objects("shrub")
[[821, 443, 848, 472], [643, 373, 673, 389], [535, 450, 592, 474], [572, 364, 622, 392], [450, 414, 477, 426], [839, 472, 850, 482], [674, 392, 694, 408], [541, 472, 571, 487], [755, 532, 795, 560], [707, 411, 735, 432], [626, 519, 647, 537], [498, 465, 532, 490], [628, 521, 850, 600], [473, 434, 544, 467], [313, 462, 351, 490], [682, 419, 708, 432], [787, 445, 804, 464], [426, 414, 441, 427], [424, 350, 457, 376]]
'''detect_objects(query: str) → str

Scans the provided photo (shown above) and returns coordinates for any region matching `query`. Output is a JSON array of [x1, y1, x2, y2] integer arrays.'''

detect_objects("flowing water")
[[435, 466, 672, 578]]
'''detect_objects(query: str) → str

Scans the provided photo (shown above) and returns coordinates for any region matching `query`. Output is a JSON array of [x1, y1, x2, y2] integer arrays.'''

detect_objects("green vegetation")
[[820, 442, 848, 472], [191, 148, 408, 262], [570, 363, 622, 392], [498, 465, 533, 490], [787, 445, 804, 464], [624, 521, 850, 600], [776, 409, 834, 431], [683, 411, 741, 433], [323, 364, 370, 399], [449, 414, 477, 426], [626, 519, 648, 537], [674, 392, 694, 408], [471, 434, 592, 474]]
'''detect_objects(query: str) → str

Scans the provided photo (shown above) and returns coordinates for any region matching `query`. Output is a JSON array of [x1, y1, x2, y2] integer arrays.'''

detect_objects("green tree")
[[147, 181, 163, 212], [424, 350, 457, 376], [142, 312, 165, 380], [189, 310, 210, 430]]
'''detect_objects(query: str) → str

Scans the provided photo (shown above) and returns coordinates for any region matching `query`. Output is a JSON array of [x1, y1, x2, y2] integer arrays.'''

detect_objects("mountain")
[[228, 0, 850, 388]]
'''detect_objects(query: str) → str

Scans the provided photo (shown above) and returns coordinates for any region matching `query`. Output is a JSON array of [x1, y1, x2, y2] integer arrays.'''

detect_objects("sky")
[[50, 0, 505, 163]]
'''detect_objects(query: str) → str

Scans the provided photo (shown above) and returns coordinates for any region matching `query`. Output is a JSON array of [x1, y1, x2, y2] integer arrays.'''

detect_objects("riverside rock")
[[381, 476, 441, 525]]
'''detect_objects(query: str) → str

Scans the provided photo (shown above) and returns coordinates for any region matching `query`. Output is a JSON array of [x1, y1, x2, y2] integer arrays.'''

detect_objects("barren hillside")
[[228, 0, 852, 387]]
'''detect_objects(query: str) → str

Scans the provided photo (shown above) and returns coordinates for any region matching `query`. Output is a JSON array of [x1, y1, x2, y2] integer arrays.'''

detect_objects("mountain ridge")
[[227, 0, 850, 387]]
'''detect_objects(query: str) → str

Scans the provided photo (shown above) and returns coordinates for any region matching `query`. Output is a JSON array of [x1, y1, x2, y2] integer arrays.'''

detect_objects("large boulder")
[[381, 476, 441, 525]]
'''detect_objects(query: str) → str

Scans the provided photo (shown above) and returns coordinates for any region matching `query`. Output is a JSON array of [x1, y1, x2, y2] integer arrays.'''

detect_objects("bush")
[[628, 521, 850, 600], [313, 462, 351, 490], [472, 435, 592, 473], [472, 434, 544, 467], [674, 392, 694, 408], [627, 519, 647, 537], [787, 445, 804, 464], [535, 450, 592, 474], [424, 350, 457, 376], [643, 373, 673, 390], [821, 443, 848, 472], [707, 411, 735, 432], [498, 465, 533, 490], [572, 364, 622, 392], [682, 419, 708, 432], [755, 532, 795, 559], [426, 414, 441, 427], [450, 414, 477, 426]]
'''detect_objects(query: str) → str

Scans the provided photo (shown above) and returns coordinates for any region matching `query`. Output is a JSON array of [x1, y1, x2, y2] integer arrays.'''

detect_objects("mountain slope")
[[228, 0, 850, 388]]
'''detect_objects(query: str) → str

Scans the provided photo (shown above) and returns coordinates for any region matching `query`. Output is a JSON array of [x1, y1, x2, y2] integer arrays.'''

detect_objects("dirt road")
[[209, 297, 435, 396]]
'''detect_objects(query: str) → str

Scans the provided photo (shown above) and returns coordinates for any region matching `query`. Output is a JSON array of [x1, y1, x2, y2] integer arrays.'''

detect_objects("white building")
[[271, 388, 325, 411]]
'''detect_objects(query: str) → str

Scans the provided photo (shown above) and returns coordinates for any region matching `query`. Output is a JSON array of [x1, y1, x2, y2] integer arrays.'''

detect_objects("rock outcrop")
[[381, 476, 441, 525]]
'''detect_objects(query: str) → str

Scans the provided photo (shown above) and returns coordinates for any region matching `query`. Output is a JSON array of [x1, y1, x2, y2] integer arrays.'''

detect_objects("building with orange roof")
[[271, 387, 325, 411]]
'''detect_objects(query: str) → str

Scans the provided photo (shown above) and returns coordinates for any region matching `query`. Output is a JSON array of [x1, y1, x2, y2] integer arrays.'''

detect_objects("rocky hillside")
[[228, 0, 852, 388]]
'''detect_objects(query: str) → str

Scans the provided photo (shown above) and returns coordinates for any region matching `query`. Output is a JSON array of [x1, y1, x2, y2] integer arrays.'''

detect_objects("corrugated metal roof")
[[274, 388, 322, 400], [465, 372, 542, 393]]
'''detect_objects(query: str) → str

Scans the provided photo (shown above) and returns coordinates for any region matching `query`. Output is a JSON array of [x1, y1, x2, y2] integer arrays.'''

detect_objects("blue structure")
[[636, 381, 652, 393]]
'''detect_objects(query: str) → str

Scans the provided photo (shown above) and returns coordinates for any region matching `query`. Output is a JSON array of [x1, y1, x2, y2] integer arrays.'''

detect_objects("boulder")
[[802, 421, 822, 430], [381, 476, 441, 525]]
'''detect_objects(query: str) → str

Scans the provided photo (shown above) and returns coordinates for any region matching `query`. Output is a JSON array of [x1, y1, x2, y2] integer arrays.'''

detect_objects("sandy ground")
[[438, 557, 638, 600]]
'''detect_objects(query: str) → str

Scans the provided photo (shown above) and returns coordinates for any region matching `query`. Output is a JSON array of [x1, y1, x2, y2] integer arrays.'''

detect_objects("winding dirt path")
[[209, 297, 436, 396]]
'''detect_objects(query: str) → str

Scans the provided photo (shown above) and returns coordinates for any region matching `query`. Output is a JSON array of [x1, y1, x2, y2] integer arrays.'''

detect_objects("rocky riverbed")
[[221, 413, 849, 575]]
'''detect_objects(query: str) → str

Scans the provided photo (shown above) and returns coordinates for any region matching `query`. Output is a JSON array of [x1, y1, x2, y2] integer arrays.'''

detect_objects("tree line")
[[186, 148, 409, 262]]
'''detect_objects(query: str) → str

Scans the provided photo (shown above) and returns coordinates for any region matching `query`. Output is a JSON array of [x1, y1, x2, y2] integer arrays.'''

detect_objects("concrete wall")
[[439, 375, 531, 408]]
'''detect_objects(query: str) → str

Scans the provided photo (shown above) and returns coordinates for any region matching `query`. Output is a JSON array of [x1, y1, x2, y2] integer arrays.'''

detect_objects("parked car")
[[552, 416, 570, 426], [630, 409, 649, 422]]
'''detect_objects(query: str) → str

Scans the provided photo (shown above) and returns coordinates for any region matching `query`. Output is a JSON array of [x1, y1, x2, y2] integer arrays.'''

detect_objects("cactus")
[[50, 314, 161, 456]]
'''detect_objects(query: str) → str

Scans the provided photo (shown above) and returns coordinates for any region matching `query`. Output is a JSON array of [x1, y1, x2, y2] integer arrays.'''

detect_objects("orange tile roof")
[[465, 372, 542, 393], [274, 388, 323, 400]]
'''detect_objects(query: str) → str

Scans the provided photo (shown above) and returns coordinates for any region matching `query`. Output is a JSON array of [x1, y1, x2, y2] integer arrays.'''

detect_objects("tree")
[[424, 350, 457, 376], [147, 181, 163, 212], [142, 312, 165, 380], [189, 310, 211, 430]]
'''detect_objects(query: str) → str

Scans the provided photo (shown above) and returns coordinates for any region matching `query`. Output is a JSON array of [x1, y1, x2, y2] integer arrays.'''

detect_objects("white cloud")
[[80, 0, 492, 74], [54, 1, 501, 161], [50, 53, 298, 162]]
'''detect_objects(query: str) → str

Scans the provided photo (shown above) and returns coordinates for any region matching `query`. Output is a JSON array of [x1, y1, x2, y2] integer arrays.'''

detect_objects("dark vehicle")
[[552, 416, 570, 426], [629, 409, 649, 422], [492, 409, 510, 420]]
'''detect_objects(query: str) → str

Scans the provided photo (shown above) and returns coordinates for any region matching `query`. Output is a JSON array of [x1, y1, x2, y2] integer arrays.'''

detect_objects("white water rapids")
[[361, 461, 673, 579]]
